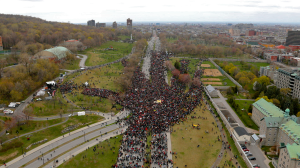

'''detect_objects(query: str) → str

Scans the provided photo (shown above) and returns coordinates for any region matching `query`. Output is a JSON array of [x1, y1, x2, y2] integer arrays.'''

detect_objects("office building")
[[87, 20, 95, 27], [127, 18, 132, 30], [113, 21, 117, 28], [286, 31, 300, 46], [246, 30, 256, 36]]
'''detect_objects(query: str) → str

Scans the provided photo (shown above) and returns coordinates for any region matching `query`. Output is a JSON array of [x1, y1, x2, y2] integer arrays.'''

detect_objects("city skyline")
[[2, 0, 300, 24]]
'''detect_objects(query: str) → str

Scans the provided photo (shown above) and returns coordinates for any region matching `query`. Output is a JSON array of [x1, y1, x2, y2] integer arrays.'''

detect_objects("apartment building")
[[275, 68, 300, 100]]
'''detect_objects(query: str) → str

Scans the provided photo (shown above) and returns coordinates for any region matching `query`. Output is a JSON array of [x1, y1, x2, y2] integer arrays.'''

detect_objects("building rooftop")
[[253, 98, 284, 118], [280, 120, 300, 144], [264, 117, 284, 127], [286, 143, 300, 160], [44, 46, 71, 60]]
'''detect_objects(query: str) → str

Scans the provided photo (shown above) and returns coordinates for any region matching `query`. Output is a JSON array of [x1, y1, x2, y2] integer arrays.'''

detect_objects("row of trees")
[[0, 59, 59, 104], [0, 14, 150, 51], [159, 32, 253, 58], [116, 39, 148, 92]]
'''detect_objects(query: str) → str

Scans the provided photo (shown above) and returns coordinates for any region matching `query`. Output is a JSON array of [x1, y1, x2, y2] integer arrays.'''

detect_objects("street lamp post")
[[84, 132, 86, 142]]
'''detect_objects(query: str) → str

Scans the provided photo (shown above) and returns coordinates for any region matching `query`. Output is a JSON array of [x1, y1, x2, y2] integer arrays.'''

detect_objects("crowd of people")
[[114, 48, 206, 167]]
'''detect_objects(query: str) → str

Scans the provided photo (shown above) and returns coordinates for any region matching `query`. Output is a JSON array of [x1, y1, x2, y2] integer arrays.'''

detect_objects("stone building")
[[113, 21, 117, 28], [127, 18, 132, 30], [87, 20, 95, 27], [252, 98, 284, 127], [278, 144, 300, 168]]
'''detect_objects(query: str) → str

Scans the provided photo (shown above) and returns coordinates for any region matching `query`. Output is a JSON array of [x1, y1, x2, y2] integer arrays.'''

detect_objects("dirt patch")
[[201, 78, 221, 81], [203, 82, 222, 85], [203, 69, 223, 76], [201, 64, 211, 67], [0, 151, 18, 161]]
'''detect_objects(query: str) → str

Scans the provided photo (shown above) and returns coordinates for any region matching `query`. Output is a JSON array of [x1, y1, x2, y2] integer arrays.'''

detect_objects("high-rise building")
[[0, 36, 3, 51], [87, 20, 95, 27], [127, 18, 132, 30], [286, 31, 300, 46], [96, 23, 106, 28], [113, 21, 117, 28]]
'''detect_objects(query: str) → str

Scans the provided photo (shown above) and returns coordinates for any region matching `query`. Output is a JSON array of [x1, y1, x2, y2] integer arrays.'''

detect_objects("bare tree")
[[0, 59, 7, 79], [23, 106, 34, 124]]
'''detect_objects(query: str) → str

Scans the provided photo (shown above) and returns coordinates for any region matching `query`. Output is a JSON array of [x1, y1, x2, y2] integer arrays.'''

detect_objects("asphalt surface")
[[5, 110, 129, 168], [77, 54, 87, 68]]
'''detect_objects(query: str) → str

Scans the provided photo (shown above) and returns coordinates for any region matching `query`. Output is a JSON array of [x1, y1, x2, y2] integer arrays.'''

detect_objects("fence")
[[204, 88, 253, 168]]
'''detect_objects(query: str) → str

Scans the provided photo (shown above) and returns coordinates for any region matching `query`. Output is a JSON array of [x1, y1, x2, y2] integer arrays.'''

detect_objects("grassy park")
[[63, 62, 124, 113], [0, 115, 104, 163], [26, 91, 81, 117], [80, 41, 133, 66], [0, 116, 63, 140], [171, 106, 222, 168], [58, 135, 122, 168], [63, 58, 81, 70]]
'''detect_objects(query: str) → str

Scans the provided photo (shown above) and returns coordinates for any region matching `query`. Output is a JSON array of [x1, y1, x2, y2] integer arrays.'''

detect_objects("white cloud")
[[1, 0, 300, 23]]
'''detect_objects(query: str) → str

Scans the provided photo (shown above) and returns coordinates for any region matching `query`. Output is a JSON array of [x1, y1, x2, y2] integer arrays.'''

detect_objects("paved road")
[[77, 54, 88, 68], [44, 125, 128, 168], [3, 110, 129, 168]]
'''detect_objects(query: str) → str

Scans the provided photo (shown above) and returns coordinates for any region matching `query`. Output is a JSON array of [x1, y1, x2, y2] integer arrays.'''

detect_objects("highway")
[[4, 110, 129, 168]]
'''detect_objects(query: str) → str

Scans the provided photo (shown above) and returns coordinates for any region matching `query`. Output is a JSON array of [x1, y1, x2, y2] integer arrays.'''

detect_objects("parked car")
[[36, 98, 42, 101], [253, 164, 260, 167], [249, 157, 256, 160], [244, 151, 250, 154], [242, 146, 247, 149], [243, 148, 249, 152], [247, 153, 253, 156]]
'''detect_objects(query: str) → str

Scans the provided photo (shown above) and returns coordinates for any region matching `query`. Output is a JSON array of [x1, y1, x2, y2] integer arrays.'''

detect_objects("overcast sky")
[[2, 0, 300, 24]]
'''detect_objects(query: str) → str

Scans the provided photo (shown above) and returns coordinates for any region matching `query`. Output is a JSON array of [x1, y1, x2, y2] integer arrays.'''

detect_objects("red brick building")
[[246, 30, 256, 36]]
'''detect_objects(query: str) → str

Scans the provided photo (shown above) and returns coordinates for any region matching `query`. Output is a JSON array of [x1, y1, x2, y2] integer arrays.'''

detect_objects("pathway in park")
[[77, 54, 88, 68]]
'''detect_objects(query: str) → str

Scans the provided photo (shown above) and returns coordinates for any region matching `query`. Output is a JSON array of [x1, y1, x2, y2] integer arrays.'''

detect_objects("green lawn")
[[58, 135, 122, 168], [0, 115, 104, 163], [227, 100, 259, 130], [171, 106, 222, 168], [0, 117, 63, 140], [26, 91, 81, 117], [118, 35, 130, 40], [63, 62, 123, 113], [167, 37, 178, 43], [80, 41, 133, 66], [64, 58, 80, 70]]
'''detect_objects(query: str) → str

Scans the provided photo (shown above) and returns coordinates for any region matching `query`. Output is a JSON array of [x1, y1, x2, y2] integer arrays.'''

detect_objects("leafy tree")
[[271, 98, 281, 108], [256, 96, 272, 103], [254, 76, 270, 86], [248, 105, 253, 113], [265, 86, 280, 99], [174, 61, 181, 70], [280, 88, 291, 96]]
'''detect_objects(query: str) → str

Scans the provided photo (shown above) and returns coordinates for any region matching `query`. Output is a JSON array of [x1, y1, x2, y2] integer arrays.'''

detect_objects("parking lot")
[[240, 143, 269, 168]]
